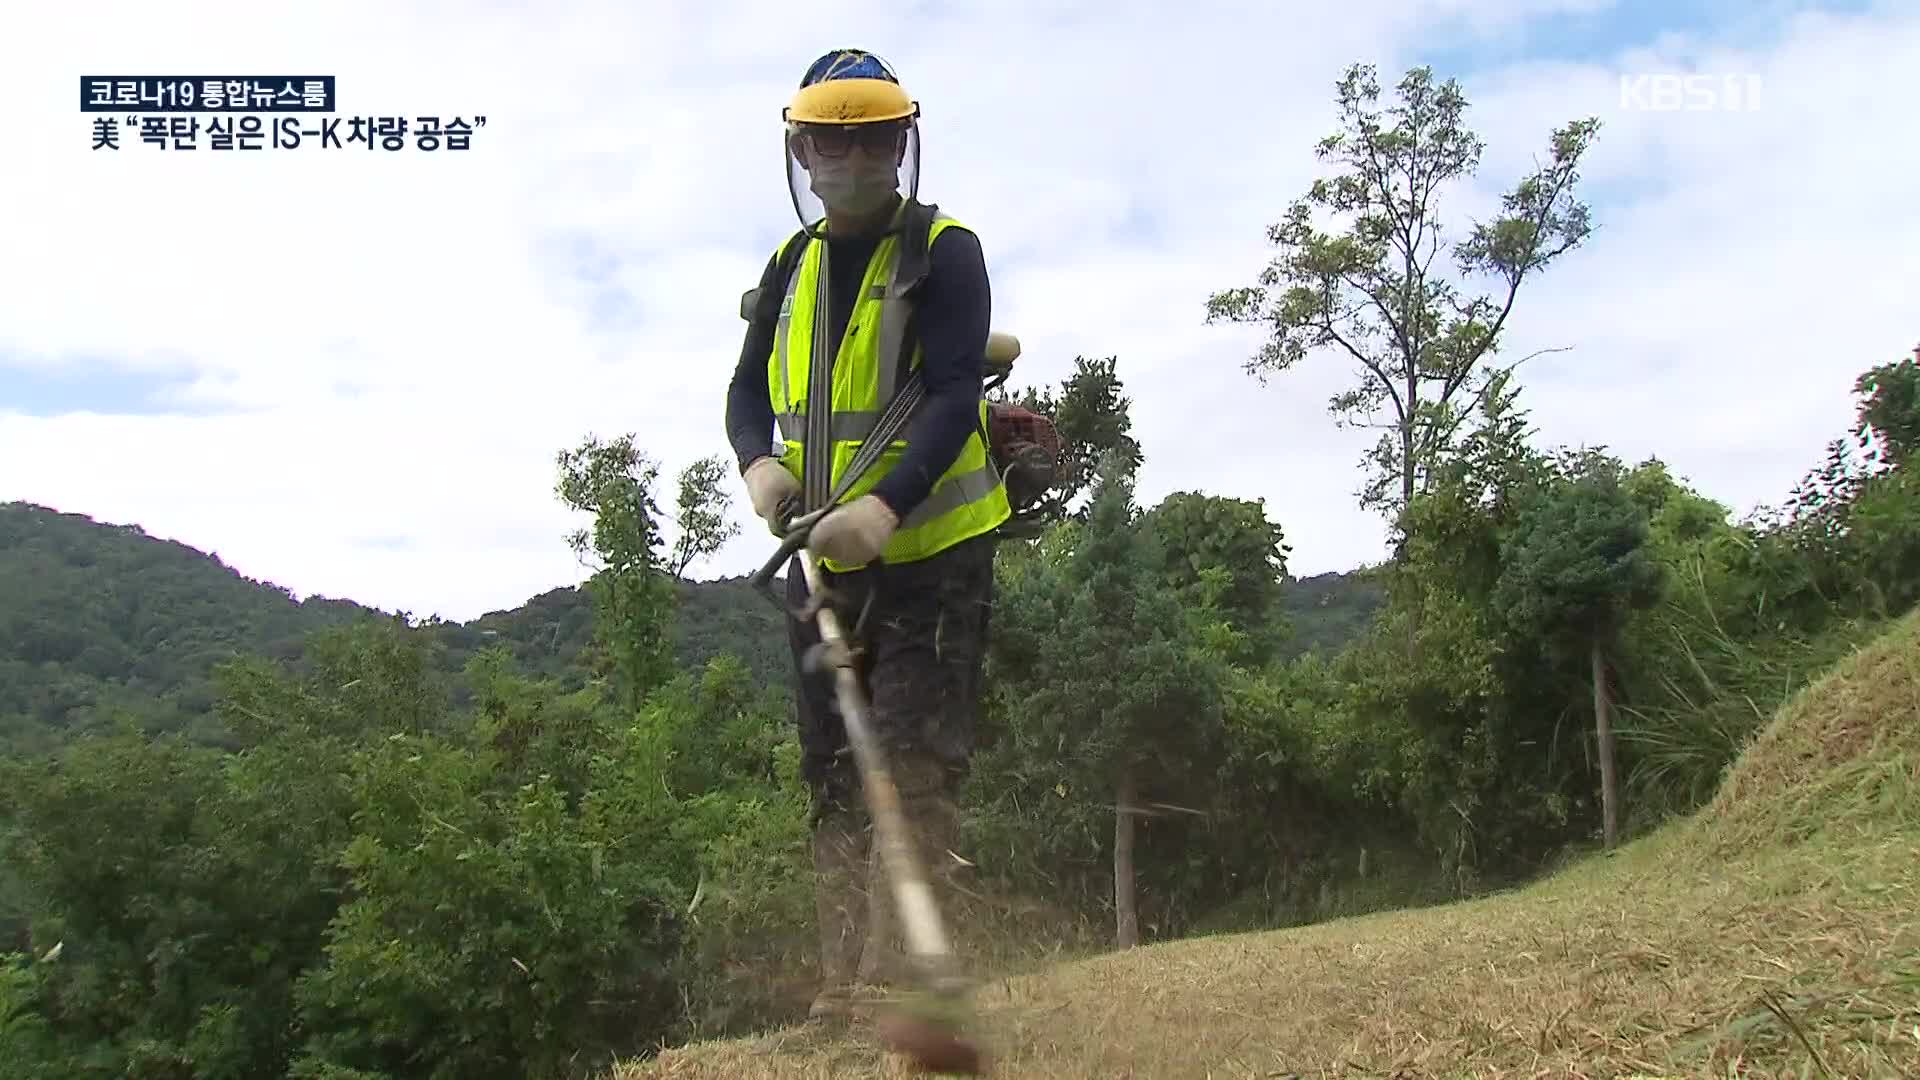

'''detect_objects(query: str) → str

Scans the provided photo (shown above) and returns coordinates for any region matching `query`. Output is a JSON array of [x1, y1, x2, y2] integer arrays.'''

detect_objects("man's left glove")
[[742, 456, 801, 534], [808, 494, 899, 567]]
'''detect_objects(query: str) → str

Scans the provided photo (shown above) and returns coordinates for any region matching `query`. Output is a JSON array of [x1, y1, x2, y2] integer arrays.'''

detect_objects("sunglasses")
[[795, 122, 906, 158]]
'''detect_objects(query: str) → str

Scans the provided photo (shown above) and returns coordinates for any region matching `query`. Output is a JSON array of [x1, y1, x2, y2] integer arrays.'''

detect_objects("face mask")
[[809, 155, 898, 215]]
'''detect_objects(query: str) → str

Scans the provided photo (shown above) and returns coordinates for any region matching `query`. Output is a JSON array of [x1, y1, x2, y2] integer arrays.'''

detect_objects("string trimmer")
[[744, 332, 1035, 1073], [753, 502, 987, 1075]]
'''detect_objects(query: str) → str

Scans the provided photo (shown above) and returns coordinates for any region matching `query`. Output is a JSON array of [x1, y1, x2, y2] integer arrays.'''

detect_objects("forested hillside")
[[1276, 569, 1383, 659], [0, 503, 792, 755], [2, 61, 1915, 1080], [0, 505, 373, 755], [0, 500, 1384, 760]]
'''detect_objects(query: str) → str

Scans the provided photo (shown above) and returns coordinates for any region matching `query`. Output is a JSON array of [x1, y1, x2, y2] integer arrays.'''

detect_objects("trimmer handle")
[[748, 496, 827, 605]]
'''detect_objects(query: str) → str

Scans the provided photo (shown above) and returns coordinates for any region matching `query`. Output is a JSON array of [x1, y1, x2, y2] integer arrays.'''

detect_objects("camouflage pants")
[[785, 532, 996, 993]]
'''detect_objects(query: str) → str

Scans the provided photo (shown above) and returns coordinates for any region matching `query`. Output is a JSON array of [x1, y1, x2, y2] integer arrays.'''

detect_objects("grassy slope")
[[619, 610, 1920, 1079]]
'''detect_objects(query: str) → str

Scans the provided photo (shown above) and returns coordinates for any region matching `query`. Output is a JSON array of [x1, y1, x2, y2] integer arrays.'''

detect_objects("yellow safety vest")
[[765, 210, 1010, 572]]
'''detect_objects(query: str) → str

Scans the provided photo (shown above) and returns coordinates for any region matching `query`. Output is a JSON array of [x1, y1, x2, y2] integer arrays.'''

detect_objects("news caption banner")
[[81, 76, 486, 151]]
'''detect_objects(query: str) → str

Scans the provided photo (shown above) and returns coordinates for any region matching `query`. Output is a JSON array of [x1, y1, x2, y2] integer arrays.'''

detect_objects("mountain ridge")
[[0, 499, 1381, 755]]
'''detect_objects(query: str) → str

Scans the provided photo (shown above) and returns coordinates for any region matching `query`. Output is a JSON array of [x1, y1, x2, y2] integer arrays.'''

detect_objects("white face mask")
[[808, 155, 899, 215]]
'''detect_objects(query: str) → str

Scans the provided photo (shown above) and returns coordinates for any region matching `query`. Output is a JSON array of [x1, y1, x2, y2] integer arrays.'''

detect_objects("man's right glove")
[[807, 494, 899, 567], [742, 456, 801, 533]]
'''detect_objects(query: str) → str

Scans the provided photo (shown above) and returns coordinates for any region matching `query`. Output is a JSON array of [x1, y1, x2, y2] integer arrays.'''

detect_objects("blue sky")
[[1, 0, 1913, 621], [4, 365, 196, 418], [1420, 0, 1866, 70]]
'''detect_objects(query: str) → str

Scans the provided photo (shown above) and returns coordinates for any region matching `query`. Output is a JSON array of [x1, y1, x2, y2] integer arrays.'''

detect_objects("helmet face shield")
[[785, 117, 920, 234], [782, 49, 922, 235]]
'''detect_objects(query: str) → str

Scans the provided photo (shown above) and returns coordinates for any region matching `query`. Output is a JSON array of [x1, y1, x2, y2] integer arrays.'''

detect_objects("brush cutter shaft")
[[747, 502, 830, 601], [796, 548, 961, 987]]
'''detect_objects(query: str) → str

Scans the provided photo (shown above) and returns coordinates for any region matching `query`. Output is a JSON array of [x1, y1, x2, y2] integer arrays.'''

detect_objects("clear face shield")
[[785, 118, 921, 237]]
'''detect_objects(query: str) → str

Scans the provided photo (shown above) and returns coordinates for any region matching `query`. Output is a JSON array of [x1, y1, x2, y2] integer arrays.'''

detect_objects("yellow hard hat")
[[784, 49, 920, 127]]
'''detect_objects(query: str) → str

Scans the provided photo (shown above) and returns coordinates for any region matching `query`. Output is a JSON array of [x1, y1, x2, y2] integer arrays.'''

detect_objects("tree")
[[1751, 349, 1920, 621], [1494, 451, 1664, 848], [1854, 344, 1920, 470], [992, 455, 1230, 947], [1140, 492, 1292, 663], [1205, 63, 1600, 525], [1005, 355, 1143, 523], [555, 433, 677, 714], [668, 454, 740, 580]]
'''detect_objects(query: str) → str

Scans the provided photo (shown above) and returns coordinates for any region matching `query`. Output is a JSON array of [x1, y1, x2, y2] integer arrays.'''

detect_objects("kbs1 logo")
[[1618, 73, 1763, 112]]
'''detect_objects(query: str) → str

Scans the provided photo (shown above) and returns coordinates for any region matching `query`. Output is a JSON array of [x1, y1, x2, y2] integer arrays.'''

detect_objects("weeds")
[[1616, 546, 1885, 827]]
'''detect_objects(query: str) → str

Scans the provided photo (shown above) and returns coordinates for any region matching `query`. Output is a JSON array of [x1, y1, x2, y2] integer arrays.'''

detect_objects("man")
[[723, 48, 1009, 1022]]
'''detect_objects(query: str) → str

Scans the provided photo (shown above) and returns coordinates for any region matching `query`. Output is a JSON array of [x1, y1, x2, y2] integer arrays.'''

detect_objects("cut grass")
[[617, 612, 1920, 1079]]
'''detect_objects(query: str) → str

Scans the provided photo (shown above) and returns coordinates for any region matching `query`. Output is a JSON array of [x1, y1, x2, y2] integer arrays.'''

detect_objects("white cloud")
[[1449, 1, 1918, 512], [0, 0, 1913, 621]]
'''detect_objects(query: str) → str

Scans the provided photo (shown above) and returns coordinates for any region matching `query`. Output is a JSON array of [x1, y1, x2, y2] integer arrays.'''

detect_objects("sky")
[[1, 0, 1913, 623]]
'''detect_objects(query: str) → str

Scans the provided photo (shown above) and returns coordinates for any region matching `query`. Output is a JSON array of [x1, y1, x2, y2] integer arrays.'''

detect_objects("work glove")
[[742, 457, 800, 533], [809, 494, 899, 567]]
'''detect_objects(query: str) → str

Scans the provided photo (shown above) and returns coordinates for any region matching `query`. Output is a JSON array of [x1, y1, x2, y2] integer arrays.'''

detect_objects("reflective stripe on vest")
[[765, 210, 1010, 571]]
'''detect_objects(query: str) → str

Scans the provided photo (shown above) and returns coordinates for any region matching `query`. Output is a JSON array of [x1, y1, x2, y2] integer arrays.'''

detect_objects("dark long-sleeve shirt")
[[725, 223, 991, 520]]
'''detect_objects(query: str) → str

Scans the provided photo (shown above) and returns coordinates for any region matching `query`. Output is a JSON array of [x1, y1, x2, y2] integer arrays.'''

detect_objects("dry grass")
[[616, 613, 1920, 1079]]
